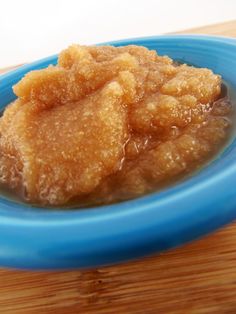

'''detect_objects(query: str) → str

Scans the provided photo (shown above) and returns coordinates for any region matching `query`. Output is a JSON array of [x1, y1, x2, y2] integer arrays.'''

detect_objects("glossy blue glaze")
[[0, 35, 236, 270]]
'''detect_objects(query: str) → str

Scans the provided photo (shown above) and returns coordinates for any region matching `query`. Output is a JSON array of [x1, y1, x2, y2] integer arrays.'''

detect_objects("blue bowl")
[[1, 35, 236, 270]]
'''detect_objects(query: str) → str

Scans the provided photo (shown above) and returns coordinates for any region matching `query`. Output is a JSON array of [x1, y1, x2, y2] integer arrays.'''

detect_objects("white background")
[[0, 0, 236, 67]]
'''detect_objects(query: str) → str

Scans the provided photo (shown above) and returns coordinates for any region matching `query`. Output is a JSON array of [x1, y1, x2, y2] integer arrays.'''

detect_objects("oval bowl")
[[0, 35, 236, 270]]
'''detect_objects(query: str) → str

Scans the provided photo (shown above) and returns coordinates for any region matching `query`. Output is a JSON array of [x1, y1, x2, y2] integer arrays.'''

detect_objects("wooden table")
[[1, 20, 236, 314]]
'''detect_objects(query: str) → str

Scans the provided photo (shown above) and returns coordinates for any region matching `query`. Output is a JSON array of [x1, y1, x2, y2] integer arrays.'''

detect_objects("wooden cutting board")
[[1, 20, 236, 314]]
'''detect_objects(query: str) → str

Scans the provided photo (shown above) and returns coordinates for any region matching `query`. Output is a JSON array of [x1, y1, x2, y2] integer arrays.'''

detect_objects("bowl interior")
[[0, 35, 236, 216]]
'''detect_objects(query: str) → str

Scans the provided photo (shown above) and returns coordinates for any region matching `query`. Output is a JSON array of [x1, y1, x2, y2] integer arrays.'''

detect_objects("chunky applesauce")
[[0, 45, 233, 206]]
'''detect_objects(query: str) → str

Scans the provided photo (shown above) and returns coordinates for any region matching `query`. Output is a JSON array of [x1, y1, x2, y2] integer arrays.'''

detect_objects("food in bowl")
[[0, 44, 233, 206]]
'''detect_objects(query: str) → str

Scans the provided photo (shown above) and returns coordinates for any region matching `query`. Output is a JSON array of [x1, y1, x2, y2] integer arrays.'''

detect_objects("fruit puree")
[[0, 45, 232, 206]]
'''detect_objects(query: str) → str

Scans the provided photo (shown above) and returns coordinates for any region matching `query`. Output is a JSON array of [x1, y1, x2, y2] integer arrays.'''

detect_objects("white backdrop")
[[0, 0, 236, 67]]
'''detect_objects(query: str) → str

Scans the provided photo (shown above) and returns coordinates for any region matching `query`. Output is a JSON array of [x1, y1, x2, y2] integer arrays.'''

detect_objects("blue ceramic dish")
[[1, 35, 236, 270]]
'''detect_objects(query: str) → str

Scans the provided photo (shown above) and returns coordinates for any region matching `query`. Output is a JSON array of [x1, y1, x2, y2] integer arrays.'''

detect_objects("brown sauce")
[[0, 44, 234, 207]]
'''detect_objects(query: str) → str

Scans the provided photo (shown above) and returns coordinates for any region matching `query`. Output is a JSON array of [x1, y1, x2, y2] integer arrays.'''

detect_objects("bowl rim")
[[1, 34, 236, 269]]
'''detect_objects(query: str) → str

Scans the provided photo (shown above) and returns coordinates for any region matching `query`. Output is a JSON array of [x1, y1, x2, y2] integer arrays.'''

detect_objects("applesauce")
[[0, 45, 233, 207]]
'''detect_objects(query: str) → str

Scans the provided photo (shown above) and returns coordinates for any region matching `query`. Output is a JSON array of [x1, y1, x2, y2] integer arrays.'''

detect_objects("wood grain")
[[1, 20, 236, 314], [176, 19, 236, 37]]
